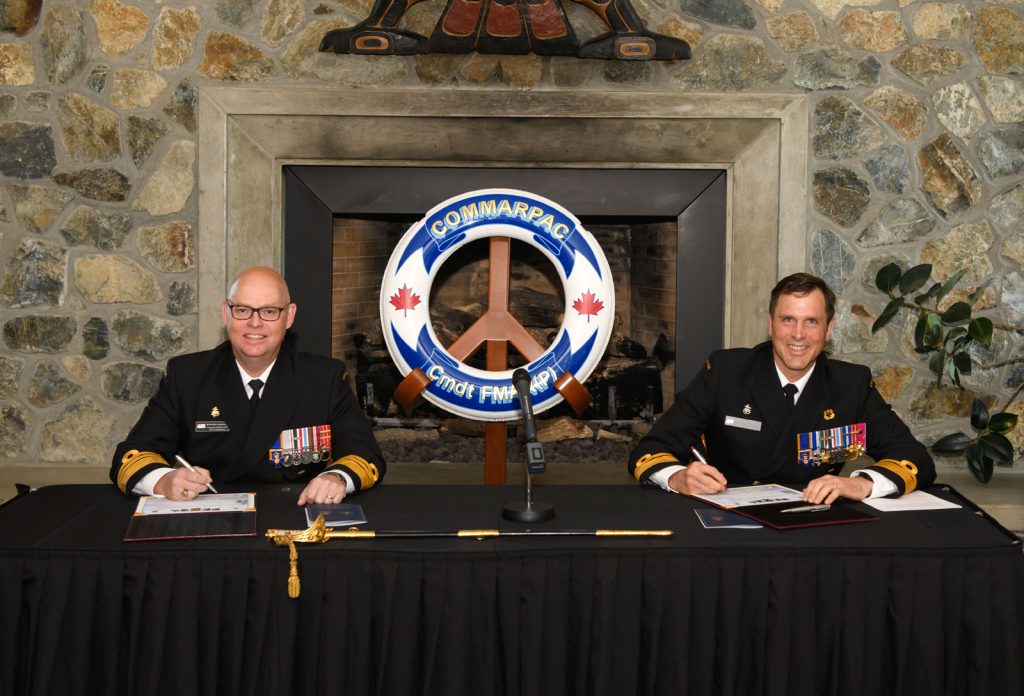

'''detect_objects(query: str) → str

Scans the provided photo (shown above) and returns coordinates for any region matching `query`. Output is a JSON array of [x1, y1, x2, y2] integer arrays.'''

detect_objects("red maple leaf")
[[572, 290, 604, 323], [389, 284, 421, 317]]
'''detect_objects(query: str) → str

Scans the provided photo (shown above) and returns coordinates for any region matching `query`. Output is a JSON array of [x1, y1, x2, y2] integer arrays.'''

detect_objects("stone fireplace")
[[197, 88, 807, 428]]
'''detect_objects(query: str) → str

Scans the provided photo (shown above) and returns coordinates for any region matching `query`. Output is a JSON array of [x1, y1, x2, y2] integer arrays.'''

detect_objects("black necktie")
[[248, 379, 264, 414], [782, 383, 798, 411]]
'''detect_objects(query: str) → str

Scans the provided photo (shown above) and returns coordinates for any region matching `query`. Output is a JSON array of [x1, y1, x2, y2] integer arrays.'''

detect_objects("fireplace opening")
[[334, 216, 677, 418], [284, 165, 727, 465]]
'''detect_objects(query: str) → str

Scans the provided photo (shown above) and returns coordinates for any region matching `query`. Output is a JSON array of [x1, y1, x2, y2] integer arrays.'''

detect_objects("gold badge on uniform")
[[742, 404, 752, 415], [211, 406, 220, 418], [823, 408, 835, 421]]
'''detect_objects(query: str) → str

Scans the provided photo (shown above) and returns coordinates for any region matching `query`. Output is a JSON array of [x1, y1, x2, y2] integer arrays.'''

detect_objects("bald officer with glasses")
[[111, 266, 385, 505]]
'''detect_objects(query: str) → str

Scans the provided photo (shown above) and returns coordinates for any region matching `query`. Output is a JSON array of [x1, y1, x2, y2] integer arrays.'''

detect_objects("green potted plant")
[[871, 262, 1021, 483]]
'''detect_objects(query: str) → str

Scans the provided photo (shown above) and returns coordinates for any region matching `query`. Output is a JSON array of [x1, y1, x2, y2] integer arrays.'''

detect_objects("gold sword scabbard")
[[267, 516, 674, 597], [458, 529, 501, 538]]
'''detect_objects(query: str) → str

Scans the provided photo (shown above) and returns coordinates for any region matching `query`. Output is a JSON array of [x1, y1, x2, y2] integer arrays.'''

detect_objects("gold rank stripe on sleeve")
[[116, 449, 168, 494], [333, 455, 380, 490], [874, 458, 919, 494], [633, 452, 681, 481]]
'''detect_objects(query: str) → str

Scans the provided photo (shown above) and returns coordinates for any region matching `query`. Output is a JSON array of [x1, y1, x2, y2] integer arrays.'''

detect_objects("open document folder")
[[687, 484, 878, 530], [124, 492, 257, 541]]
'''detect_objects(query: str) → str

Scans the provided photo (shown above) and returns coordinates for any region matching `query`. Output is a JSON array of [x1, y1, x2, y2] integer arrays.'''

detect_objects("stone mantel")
[[197, 88, 809, 350]]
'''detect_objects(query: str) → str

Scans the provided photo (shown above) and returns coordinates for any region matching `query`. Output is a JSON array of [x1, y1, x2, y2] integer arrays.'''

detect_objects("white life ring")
[[380, 188, 615, 421]]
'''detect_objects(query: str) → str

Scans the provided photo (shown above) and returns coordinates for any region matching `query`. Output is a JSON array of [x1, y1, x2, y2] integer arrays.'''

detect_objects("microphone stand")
[[503, 369, 555, 522]]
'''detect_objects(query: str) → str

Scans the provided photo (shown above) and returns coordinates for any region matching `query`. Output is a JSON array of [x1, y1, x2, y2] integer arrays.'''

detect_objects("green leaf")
[[940, 302, 972, 324], [875, 263, 902, 294], [979, 432, 1015, 464], [871, 298, 904, 333], [968, 317, 993, 345], [967, 279, 992, 305], [915, 282, 942, 305], [936, 269, 966, 304], [899, 264, 932, 296], [931, 432, 974, 454], [988, 412, 1019, 433], [952, 350, 972, 375], [914, 311, 930, 350], [965, 443, 993, 483], [981, 455, 995, 480], [947, 357, 962, 387], [944, 327, 967, 347], [928, 350, 945, 378], [970, 399, 990, 431]]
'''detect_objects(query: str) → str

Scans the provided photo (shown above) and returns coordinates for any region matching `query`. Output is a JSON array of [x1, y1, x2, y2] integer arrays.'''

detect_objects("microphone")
[[503, 368, 554, 522], [512, 368, 545, 474], [512, 368, 537, 442]]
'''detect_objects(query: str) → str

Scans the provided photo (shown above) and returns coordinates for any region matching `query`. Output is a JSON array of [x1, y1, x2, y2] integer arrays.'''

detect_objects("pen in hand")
[[175, 454, 218, 494], [689, 446, 709, 465], [688, 445, 728, 493]]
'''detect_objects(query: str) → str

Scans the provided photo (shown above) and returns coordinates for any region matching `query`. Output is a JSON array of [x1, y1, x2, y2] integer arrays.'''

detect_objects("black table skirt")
[[1, 484, 1021, 696]]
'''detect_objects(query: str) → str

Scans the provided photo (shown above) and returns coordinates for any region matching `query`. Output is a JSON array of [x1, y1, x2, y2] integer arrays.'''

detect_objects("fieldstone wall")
[[0, 0, 1021, 472]]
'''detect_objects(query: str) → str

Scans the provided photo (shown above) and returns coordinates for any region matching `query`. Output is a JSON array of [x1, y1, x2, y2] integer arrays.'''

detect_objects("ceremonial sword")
[[267, 515, 673, 598]]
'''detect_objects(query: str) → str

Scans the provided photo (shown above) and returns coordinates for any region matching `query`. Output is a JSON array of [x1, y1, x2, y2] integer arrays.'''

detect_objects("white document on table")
[[135, 493, 255, 515], [688, 484, 804, 509], [861, 490, 961, 512]]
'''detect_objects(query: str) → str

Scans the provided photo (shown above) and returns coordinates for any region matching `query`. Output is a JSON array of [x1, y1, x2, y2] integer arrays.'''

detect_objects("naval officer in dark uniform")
[[111, 266, 385, 505], [629, 273, 934, 503]]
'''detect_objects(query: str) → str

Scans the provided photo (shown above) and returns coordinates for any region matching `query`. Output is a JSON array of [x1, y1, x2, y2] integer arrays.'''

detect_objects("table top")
[[0, 483, 1019, 559]]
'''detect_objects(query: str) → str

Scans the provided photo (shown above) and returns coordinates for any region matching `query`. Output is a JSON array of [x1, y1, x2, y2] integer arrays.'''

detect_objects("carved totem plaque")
[[320, 0, 692, 60]]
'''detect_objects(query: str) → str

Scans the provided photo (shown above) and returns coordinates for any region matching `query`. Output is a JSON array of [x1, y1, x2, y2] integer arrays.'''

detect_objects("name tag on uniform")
[[724, 415, 762, 431], [195, 421, 230, 432]]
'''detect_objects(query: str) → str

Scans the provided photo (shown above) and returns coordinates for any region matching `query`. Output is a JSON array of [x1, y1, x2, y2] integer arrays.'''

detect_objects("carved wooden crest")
[[320, 0, 691, 60]]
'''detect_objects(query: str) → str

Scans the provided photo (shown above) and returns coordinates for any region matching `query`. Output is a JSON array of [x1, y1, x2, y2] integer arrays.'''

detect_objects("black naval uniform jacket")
[[112, 341, 385, 496], [629, 342, 934, 496]]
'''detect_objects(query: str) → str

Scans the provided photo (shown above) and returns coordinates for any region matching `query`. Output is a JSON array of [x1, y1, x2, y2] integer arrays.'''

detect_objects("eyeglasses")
[[226, 302, 291, 321]]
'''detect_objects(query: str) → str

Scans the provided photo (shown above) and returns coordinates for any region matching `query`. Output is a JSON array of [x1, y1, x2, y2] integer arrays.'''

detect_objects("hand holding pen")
[[175, 455, 218, 494], [152, 455, 217, 500], [667, 445, 729, 495]]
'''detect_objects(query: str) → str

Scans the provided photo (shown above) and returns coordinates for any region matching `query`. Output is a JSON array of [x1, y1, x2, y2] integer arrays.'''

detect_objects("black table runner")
[[1, 484, 1021, 696]]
